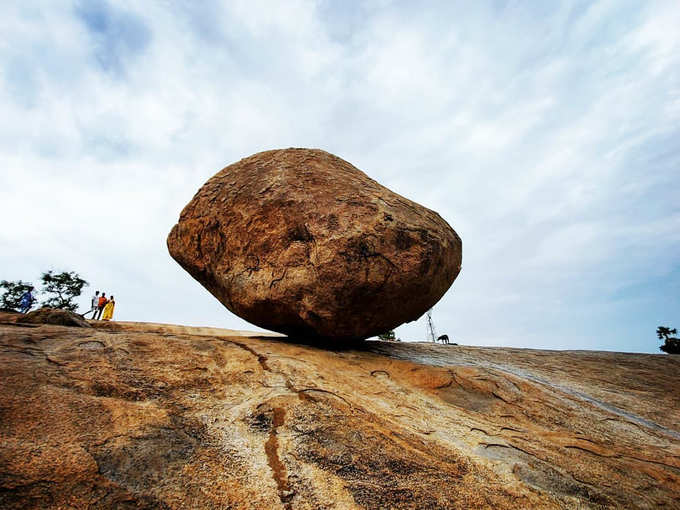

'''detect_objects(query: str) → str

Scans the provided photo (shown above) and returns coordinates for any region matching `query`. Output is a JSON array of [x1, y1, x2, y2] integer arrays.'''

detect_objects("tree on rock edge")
[[657, 326, 680, 354], [40, 271, 88, 312]]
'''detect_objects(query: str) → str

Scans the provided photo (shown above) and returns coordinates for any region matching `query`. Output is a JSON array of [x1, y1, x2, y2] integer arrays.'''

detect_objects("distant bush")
[[660, 339, 680, 354], [657, 326, 679, 355], [378, 330, 400, 341], [378, 330, 396, 342]]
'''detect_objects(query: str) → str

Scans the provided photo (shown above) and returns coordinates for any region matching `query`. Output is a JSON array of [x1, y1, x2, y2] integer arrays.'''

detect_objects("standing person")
[[96, 292, 107, 320], [101, 295, 115, 321], [86, 290, 100, 318], [19, 287, 35, 314]]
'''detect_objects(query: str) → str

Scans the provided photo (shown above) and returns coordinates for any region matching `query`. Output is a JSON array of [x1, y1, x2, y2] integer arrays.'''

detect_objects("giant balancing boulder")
[[167, 148, 462, 340]]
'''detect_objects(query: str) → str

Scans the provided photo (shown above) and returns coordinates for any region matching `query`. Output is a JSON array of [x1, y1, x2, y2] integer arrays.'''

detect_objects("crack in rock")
[[264, 407, 294, 509]]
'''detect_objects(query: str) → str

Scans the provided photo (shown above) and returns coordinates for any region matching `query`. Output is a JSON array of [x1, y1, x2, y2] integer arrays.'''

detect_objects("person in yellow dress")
[[101, 295, 115, 321]]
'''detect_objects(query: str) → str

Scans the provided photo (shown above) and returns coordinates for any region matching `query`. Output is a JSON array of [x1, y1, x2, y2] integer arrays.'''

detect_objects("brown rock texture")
[[167, 148, 462, 340], [16, 307, 91, 328], [1, 315, 679, 509]]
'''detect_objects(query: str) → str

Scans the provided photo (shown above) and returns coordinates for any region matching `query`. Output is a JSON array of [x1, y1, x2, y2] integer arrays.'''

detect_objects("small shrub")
[[657, 326, 679, 354], [378, 330, 396, 341], [660, 337, 680, 354]]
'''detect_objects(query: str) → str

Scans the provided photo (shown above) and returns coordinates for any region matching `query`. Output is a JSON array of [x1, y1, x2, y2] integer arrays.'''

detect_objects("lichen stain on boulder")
[[167, 148, 462, 340]]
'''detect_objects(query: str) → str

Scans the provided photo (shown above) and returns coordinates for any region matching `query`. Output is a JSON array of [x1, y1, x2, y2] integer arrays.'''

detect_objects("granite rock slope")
[[0, 316, 679, 509], [167, 148, 462, 340]]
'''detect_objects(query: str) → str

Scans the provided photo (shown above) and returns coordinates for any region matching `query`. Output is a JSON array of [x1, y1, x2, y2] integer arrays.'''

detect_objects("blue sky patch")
[[75, 0, 151, 77]]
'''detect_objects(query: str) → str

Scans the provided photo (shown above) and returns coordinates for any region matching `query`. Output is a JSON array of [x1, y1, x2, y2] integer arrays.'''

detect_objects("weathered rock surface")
[[16, 307, 91, 328], [167, 148, 462, 340], [1, 315, 679, 509]]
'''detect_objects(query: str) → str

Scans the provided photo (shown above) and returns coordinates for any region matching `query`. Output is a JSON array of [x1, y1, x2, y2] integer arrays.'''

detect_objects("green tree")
[[657, 326, 679, 355], [40, 271, 88, 311], [0, 280, 35, 311]]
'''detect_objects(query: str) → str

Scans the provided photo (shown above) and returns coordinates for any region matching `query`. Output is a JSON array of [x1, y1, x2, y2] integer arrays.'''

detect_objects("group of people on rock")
[[15, 287, 116, 320], [86, 290, 115, 321]]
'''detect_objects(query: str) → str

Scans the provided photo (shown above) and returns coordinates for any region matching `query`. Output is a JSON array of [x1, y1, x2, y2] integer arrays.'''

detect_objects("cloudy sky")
[[1, 1, 678, 353]]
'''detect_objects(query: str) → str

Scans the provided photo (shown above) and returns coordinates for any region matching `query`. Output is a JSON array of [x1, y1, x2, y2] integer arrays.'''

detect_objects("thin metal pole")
[[426, 308, 437, 343]]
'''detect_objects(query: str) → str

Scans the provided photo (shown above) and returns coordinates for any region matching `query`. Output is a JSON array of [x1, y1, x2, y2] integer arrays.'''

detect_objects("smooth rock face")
[[167, 148, 462, 339], [1, 316, 679, 509]]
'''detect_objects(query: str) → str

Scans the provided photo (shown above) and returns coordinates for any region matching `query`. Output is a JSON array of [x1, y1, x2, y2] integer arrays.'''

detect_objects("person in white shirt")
[[86, 290, 100, 318]]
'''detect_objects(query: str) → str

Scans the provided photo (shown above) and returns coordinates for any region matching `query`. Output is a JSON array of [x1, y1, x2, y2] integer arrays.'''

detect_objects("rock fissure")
[[269, 269, 288, 290], [221, 338, 270, 372], [563, 445, 619, 458], [297, 387, 353, 408], [263, 407, 292, 509]]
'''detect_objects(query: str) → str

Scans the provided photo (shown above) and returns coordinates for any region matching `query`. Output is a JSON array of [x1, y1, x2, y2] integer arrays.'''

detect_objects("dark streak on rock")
[[264, 407, 293, 509], [221, 339, 270, 371]]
